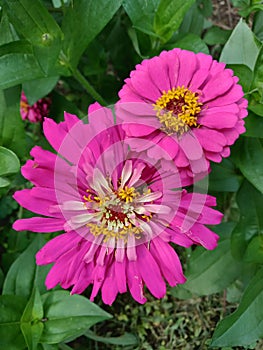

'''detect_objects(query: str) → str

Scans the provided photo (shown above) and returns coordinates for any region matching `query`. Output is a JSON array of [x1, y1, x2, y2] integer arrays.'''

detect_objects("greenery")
[[0, 0, 263, 349]]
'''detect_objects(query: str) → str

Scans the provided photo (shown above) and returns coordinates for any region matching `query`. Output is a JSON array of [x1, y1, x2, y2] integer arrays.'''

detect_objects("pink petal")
[[13, 217, 64, 232], [136, 244, 166, 299]]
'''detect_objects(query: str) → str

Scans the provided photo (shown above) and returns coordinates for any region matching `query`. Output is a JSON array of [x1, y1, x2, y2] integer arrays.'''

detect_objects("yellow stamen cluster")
[[118, 186, 137, 203], [87, 223, 142, 243], [20, 100, 29, 112], [153, 86, 202, 136], [82, 185, 145, 243]]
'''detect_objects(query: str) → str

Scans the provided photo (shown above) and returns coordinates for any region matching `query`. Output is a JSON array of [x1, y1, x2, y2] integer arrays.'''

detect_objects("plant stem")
[[72, 68, 107, 106]]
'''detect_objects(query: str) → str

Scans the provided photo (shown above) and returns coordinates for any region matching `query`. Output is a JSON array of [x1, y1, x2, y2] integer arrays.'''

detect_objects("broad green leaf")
[[244, 112, 263, 137], [21, 287, 44, 350], [62, 0, 122, 68], [0, 147, 20, 175], [0, 86, 29, 159], [0, 146, 20, 188], [232, 137, 263, 193], [228, 64, 253, 92], [166, 33, 209, 54], [244, 235, 263, 264], [179, 3, 205, 37], [23, 76, 59, 105], [123, 0, 160, 36], [0, 12, 17, 45], [253, 10, 263, 42], [211, 267, 263, 347], [85, 330, 138, 346], [209, 158, 241, 192], [249, 103, 263, 116], [203, 26, 231, 45], [178, 223, 243, 295], [220, 19, 261, 71], [3, 0, 63, 74], [40, 291, 112, 344], [231, 180, 263, 260], [0, 295, 27, 350], [153, 0, 195, 43], [3, 235, 50, 298], [0, 41, 46, 89]]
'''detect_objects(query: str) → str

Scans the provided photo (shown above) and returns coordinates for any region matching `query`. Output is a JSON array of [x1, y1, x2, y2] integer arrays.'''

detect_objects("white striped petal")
[[120, 160, 133, 187]]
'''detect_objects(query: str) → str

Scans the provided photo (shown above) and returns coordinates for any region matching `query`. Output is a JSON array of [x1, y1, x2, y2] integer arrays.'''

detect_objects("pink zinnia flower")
[[13, 105, 222, 305], [118, 48, 248, 185], [20, 91, 51, 123]]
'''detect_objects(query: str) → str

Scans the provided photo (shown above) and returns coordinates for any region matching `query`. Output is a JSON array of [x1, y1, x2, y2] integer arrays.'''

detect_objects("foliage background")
[[0, 0, 263, 349]]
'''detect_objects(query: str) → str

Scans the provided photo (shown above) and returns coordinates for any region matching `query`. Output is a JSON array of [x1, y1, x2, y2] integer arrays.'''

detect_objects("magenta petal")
[[130, 69, 160, 102], [115, 261, 127, 293], [13, 189, 59, 218], [101, 263, 119, 305], [200, 112, 238, 129], [127, 261, 146, 304], [202, 71, 234, 102], [147, 56, 170, 92], [151, 238, 186, 286], [177, 50, 197, 87], [43, 118, 68, 153], [13, 217, 64, 232], [189, 223, 219, 250], [136, 245, 166, 298], [36, 232, 81, 265]]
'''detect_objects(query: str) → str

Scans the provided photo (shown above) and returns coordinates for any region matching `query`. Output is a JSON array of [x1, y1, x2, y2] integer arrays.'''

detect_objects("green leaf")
[[123, 0, 160, 36], [23, 76, 58, 105], [248, 103, 263, 116], [0, 12, 17, 45], [0, 267, 4, 289], [0, 146, 20, 188], [232, 137, 263, 193], [3, 235, 50, 298], [178, 223, 243, 295], [231, 180, 263, 260], [227, 64, 253, 92], [3, 0, 63, 74], [179, 2, 205, 37], [0, 295, 27, 350], [62, 0, 122, 68], [253, 10, 263, 42], [203, 26, 231, 46], [244, 112, 263, 137], [153, 0, 195, 43], [209, 158, 241, 192], [0, 86, 29, 159], [0, 41, 46, 89], [21, 287, 44, 350], [211, 267, 263, 347], [220, 19, 261, 71], [244, 235, 263, 264], [85, 330, 138, 346], [166, 33, 209, 54], [40, 291, 112, 344]]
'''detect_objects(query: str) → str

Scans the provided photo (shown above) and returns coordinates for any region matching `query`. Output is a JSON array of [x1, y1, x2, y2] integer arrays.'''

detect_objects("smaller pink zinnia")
[[20, 91, 51, 123], [117, 48, 248, 185], [13, 105, 223, 305]]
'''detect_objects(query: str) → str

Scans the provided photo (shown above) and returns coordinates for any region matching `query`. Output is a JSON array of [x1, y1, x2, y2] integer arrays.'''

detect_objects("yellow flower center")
[[153, 86, 202, 136], [20, 100, 29, 112], [82, 184, 149, 243], [118, 186, 136, 203]]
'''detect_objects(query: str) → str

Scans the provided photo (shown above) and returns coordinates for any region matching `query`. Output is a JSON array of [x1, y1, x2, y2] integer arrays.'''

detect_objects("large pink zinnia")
[[13, 105, 222, 305], [118, 48, 248, 185]]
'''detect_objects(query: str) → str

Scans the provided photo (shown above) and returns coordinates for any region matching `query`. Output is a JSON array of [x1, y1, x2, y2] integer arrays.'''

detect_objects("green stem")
[[72, 68, 107, 106]]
